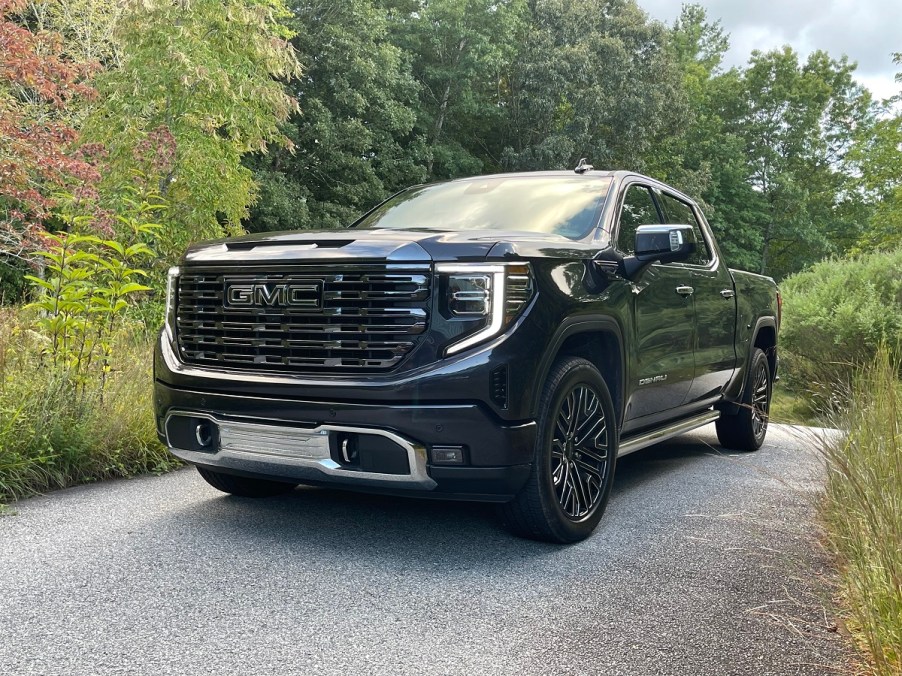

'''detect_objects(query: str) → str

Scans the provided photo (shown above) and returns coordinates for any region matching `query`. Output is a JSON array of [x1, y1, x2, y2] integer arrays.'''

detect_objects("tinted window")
[[658, 193, 711, 266], [617, 185, 660, 254], [355, 177, 612, 240]]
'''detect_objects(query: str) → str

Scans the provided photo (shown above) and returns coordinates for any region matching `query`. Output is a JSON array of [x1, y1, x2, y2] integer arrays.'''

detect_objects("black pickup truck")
[[154, 168, 780, 543]]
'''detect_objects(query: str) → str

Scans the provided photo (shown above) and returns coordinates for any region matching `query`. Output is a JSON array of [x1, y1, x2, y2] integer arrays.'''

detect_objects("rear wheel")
[[196, 466, 297, 498], [715, 348, 772, 451], [501, 357, 618, 543]]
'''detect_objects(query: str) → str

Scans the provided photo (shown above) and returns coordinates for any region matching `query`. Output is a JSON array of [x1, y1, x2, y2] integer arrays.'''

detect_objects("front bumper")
[[155, 380, 537, 501]]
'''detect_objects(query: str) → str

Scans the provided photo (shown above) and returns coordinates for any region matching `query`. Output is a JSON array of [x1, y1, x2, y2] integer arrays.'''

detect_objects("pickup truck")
[[154, 168, 780, 543]]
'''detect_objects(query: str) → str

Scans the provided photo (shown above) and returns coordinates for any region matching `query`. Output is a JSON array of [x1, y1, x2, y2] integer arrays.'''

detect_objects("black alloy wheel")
[[750, 356, 770, 442], [502, 357, 618, 543], [551, 385, 610, 520]]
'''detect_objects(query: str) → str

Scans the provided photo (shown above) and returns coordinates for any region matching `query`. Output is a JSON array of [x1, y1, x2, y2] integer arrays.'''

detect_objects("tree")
[[499, 0, 691, 176], [732, 48, 873, 277], [26, 0, 124, 67], [84, 0, 301, 253], [849, 53, 902, 251], [245, 0, 424, 232], [387, 0, 525, 179], [665, 8, 768, 271], [0, 0, 100, 299]]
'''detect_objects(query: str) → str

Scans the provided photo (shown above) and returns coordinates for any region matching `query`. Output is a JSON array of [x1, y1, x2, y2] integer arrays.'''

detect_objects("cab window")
[[617, 185, 661, 255], [657, 193, 711, 266]]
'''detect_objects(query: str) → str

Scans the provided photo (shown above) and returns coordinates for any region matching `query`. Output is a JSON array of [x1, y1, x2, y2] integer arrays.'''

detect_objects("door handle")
[[720, 289, 735, 299], [675, 286, 694, 297]]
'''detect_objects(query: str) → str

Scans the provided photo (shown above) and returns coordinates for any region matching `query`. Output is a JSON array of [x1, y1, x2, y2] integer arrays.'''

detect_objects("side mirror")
[[623, 224, 696, 279]]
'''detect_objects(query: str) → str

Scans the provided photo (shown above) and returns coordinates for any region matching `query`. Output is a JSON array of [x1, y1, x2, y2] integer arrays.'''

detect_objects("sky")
[[640, 0, 902, 101]]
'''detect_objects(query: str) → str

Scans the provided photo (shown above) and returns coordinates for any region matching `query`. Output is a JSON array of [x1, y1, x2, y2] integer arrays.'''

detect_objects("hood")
[[181, 228, 584, 264]]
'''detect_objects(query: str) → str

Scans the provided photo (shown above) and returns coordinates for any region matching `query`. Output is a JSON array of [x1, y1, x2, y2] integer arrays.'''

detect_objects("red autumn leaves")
[[0, 0, 99, 249]]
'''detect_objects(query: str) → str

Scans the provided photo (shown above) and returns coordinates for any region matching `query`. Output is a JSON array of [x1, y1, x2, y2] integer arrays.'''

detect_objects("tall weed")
[[821, 347, 902, 673], [0, 308, 177, 503]]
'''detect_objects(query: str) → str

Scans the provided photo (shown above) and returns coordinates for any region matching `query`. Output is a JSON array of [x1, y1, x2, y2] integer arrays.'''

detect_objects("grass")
[[0, 307, 178, 505], [771, 381, 821, 426], [820, 347, 902, 674]]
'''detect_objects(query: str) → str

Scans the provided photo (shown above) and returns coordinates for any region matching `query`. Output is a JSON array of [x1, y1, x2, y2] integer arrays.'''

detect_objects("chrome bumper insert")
[[164, 411, 436, 490]]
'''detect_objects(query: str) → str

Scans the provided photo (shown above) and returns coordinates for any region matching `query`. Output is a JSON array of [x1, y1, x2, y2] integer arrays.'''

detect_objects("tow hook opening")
[[195, 421, 214, 448], [330, 432, 410, 475], [335, 433, 360, 467]]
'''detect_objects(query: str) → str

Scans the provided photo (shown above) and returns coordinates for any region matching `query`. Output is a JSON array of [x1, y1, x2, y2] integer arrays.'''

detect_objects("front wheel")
[[501, 357, 618, 543], [715, 347, 772, 451]]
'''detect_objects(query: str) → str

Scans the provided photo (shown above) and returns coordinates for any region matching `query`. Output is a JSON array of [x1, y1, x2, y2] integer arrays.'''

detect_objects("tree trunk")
[[760, 221, 773, 276], [426, 79, 453, 176], [426, 38, 468, 177]]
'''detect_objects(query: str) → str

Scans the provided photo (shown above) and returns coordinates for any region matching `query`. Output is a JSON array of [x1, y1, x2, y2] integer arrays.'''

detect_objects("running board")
[[618, 410, 721, 457]]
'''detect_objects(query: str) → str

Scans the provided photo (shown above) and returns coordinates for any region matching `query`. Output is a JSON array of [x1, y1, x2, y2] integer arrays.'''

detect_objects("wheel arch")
[[753, 320, 778, 379], [532, 317, 626, 431], [719, 315, 778, 414]]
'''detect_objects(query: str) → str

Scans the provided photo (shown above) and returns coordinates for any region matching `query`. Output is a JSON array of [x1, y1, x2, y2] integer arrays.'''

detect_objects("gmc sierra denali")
[[154, 167, 780, 543]]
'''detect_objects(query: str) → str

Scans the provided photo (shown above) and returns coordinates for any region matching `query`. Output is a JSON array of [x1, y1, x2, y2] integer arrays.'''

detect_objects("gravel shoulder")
[[0, 424, 853, 675]]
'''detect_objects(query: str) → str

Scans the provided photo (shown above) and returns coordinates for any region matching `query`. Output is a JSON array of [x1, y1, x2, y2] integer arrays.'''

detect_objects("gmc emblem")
[[224, 279, 323, 309]]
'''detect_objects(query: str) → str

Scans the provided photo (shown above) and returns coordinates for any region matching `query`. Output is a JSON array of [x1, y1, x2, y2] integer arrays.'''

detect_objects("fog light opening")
[[431, 445, 466, 465]]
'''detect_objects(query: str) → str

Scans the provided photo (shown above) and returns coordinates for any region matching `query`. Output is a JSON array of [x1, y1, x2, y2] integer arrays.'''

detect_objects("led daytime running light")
[[165, 266, 179, 340], [438, 263, 531, 356]]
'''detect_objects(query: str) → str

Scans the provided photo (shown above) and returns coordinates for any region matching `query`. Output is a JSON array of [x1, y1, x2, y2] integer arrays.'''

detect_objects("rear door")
[[615, 182, 696, 421], [656, 191, 737, 404]]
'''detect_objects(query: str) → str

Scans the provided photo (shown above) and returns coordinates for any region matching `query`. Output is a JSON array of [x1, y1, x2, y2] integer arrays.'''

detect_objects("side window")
[[658, 193, 712, 266], [617, 185, 660, 254]]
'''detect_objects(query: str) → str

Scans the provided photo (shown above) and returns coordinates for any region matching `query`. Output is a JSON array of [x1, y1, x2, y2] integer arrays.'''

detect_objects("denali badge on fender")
[[223, 279, 323, 309]]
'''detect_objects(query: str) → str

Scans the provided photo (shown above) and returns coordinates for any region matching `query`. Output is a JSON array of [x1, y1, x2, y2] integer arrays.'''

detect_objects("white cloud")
[[639, 0, 901, 99]]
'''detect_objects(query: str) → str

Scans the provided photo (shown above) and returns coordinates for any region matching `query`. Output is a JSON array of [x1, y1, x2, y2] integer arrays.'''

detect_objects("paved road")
[[0, 424, 851, 675]]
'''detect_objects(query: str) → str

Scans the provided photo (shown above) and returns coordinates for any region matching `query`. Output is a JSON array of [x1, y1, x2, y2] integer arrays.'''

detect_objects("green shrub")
[[780, 249, 902, 411], [821, 348, 902, 673], [0, 308, 177, 503]]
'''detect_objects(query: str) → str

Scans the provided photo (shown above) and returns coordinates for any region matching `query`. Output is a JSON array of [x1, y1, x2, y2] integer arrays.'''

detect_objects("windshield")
[[354, 176, 612, 240]]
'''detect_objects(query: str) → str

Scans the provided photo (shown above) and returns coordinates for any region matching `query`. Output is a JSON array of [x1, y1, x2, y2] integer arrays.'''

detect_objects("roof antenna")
[[574, 158, 593, 174]]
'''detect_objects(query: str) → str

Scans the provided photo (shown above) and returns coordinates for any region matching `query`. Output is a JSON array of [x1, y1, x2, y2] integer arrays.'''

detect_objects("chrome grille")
[[175, 264, 431, 373]]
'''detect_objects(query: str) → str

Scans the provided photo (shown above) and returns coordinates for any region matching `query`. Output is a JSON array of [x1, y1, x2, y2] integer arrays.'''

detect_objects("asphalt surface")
[[0, 424, 851, 675]]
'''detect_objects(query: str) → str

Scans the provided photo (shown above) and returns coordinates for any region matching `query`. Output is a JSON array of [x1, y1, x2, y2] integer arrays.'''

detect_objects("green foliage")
[[84, 0, 301, 253], [246, 0, 424, 231], [389, 0, 525, 179], [723, 48, 873, 278], [779, 249, 902, 406], [25, 198, 161, 388], [0, 307, 176, 503], [499, 0, 691, 176], [666, 10, 765, 272], [849, 54, 902, 252], [28, 0, 124, 66], [820, 348, 902, 674]]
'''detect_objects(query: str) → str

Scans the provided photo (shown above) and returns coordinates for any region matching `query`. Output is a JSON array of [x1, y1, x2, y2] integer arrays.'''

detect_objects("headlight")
[[436, 263, 533, 355], [164, 266, 179, 340]]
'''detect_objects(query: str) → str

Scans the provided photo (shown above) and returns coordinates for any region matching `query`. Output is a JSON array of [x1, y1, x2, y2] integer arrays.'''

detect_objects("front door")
[[615, 183, 696, 421]]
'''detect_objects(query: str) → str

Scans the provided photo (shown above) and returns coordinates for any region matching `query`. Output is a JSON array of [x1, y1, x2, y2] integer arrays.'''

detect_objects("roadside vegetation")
[[0, 307, 174, 502], [779, 250, 902, 414], [779, 250, 902, 672], [820, 349, 902, 674]]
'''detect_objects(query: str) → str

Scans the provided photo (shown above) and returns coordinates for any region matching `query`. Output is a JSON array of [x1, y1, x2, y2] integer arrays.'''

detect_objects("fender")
[[531, 315, 626, 425]]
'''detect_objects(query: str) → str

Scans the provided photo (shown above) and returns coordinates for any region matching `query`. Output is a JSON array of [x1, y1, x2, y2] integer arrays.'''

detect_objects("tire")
[[501, 357, 618, 543], [716, 347, 772, 451], [196, 466, 297, 498]]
